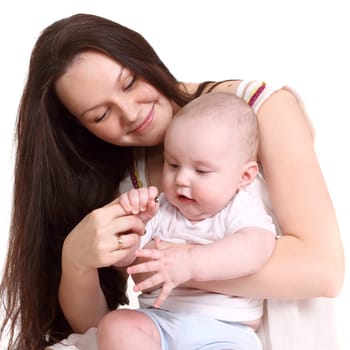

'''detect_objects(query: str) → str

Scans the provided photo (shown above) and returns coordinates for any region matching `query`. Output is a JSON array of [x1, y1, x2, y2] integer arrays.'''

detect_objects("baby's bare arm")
[[128, 228, 275, 307], [188, 227, 275, 281]]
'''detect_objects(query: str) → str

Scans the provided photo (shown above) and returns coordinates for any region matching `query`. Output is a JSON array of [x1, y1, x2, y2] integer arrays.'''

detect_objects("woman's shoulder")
[[184, 80, 242, 95], [184, 80, 287, 113]]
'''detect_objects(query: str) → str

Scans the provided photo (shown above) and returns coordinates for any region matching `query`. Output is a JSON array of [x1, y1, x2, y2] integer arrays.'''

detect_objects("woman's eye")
[[124, 75, 136, 91], [95, 109, 110, 123]]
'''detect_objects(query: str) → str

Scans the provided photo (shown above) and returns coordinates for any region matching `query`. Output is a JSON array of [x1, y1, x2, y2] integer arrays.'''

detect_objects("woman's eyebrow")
[[81, 104, 103, 119]]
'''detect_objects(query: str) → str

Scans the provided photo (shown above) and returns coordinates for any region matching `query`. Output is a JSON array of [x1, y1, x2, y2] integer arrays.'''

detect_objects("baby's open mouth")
[[177, 194, 194, 202]]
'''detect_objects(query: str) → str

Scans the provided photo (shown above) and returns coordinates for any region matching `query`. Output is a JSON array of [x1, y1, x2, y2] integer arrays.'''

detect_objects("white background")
[[0, 1, 349, 349]]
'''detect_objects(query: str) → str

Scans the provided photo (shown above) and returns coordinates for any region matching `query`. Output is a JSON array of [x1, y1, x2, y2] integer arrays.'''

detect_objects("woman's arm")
[[188, 88, 345, 299], [59, 201, 145, 333], [59, 255, 108, 333]]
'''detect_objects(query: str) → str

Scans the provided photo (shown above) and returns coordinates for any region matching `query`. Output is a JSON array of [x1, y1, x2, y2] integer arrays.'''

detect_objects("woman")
[[0, 13, 344, 350]]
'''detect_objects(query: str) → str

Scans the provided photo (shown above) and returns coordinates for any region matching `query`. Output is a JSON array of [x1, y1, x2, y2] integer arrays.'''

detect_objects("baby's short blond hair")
[[173, 92, 259, 161]]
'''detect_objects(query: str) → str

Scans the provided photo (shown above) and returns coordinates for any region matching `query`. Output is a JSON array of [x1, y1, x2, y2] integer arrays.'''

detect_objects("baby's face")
[[162, 118, 245, 221]]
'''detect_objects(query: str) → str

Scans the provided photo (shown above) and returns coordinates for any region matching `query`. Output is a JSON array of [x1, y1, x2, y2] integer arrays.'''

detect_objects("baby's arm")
[[187, 227, 275, 281], [128, 227, 275, 307]]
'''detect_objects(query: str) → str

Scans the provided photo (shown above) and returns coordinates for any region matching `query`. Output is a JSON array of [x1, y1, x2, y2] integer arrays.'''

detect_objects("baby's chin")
[[178, 207, 214, 222]]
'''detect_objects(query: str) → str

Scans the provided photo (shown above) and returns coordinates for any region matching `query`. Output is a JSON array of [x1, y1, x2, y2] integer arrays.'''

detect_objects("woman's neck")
[[145, 144, 164, 191]]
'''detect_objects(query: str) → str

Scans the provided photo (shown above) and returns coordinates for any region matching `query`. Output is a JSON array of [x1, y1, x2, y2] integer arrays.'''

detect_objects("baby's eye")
[[196, 169, 210, 174], [165, 160, 178, 169]]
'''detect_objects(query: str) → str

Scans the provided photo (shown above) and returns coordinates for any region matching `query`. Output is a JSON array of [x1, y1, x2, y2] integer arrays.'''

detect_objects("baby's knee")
[[97, 309, 160, 349], [98, 309, 136, 337]]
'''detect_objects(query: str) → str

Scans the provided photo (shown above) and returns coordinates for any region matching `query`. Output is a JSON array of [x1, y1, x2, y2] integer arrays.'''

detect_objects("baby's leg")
[[97, 309, 161, 350]]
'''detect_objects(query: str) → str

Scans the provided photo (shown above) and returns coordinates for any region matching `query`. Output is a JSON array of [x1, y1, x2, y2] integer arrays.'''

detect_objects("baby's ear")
[[238, 161, 259, 189]]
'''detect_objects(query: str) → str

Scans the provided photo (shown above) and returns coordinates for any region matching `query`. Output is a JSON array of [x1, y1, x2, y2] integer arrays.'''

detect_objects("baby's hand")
[[119, 186, 159, 223], [127, 239, 193, 308]]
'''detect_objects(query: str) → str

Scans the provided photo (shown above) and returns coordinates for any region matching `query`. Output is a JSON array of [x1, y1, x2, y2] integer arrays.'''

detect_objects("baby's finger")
[[127, 258, 161, 275], [134, 248, 163, 260], [118, 193, 132, 213], [127, 189, 141, 214], [154, 238, 163, 250], [132, 273, 164, 292], [154, 283, 174, 308], [148, 186, 159, 210], [137, 187, 151, 212], [148, 186, 159, 199]]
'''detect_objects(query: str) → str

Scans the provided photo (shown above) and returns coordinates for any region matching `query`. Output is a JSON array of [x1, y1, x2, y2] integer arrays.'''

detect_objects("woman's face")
[[55, 51, 175, 146]]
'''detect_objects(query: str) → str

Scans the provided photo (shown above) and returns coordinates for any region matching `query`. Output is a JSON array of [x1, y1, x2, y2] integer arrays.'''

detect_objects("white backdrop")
[[1, 1, 349, 349]]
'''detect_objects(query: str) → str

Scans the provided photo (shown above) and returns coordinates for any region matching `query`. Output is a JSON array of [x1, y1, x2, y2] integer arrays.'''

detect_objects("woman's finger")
[[111, 233, 140, 252], [92, 202, 132, 222], [107, 214, 145, 237], [103, 195, 121, 207]]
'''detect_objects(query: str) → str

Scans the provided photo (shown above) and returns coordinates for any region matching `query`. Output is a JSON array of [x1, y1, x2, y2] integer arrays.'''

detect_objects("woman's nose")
[[120, 104, 138, 124], [118, 95, 139, 124]]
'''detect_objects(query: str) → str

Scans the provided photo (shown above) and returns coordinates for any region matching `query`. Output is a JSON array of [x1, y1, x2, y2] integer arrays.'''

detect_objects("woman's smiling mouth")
[[129, 104, 155, 134]]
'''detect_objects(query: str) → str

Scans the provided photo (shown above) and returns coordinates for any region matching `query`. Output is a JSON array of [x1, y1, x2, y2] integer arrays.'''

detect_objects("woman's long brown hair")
[[0, 13, 198, 350]]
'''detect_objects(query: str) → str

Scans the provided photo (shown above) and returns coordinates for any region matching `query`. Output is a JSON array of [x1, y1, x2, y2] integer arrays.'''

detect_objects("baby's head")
[[162, 92, 259, 221], [170, 92, 259, 162]]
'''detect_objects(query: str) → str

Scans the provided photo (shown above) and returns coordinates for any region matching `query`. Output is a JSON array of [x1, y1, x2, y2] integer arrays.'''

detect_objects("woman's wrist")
[[61, 234, 97, 276]]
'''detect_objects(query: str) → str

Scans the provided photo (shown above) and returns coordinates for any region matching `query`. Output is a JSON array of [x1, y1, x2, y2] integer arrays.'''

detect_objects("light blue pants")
[[138, 308, 262, 350]]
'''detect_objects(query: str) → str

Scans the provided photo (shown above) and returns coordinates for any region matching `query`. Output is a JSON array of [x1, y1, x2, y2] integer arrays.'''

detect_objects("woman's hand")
[[62, 198, 146, 271]]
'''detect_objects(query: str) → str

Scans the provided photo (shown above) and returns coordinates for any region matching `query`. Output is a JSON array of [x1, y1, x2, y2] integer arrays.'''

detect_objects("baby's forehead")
[[172, 112, 240, 135], [168, 117, 241, 155]]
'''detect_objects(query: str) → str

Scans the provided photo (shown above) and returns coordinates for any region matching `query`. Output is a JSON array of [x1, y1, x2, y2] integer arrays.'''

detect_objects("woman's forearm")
[[59, 264, 108, 333], [59, 236, 109, 333], [58, 199, 147, 332]]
